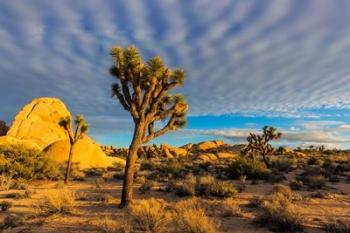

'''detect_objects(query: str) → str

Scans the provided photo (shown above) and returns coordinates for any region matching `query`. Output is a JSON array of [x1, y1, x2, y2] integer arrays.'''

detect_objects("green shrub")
[[0, 145, 61, 180], [157, 159, 187, 179], [196, 175, 237, 198], [289, 180, 303, 190], [175, 174, 196, 197], [227, 157, 271, 179], [139, 180, 155, 194], [303, 175, 327, 190]]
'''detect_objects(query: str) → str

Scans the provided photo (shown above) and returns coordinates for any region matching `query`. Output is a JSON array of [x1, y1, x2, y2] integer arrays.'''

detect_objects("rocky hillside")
[[102, 140, 246, 162]]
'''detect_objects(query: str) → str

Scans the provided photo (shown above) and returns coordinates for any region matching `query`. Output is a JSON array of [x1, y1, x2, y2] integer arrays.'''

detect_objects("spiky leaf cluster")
[[110, 45, 188, 143], [59, 114, 89, 144]]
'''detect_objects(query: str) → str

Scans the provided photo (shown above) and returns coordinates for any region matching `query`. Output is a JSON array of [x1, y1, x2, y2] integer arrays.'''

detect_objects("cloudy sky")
[[1, 0, 350, 148]]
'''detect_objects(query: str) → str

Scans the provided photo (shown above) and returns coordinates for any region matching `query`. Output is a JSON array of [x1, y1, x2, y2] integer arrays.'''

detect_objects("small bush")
[[128, 198, 171, 233], [272, 159, 294, 172], [227, 157, 270, 180], [38, 189, 75, 214], [221, 198, 243, 217], [157, 159, 187, 179], [303, 175, 327, 190], [94, 193, 112, 204], [307, 157, 320, 165], [98, 217, 131, 233], [324, 220, 350, 233], [255, 194, 303, 232], [0, 214, 23, 229], [0, 175, 13, 191], [196, 175, 237, 198], [175, 174, 196, 197], [0, 201, 12, 211], [139, 180, 155, 194], [174, 198, 218, 233], [289, 180, 303, 190]]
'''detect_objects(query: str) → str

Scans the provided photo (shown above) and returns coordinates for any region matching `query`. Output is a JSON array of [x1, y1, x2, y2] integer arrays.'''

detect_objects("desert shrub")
[[221, 198, 243, 217], [247, 196, 263, 208], [140, 160, 158, 171], [174, 198, 218, 233], [0, 201, 12, 211], [267, 170, 286, 183], [175, 174, 196, 197], [196, 175, 237, 198], [85, 167, 106, 177], [38, 188, 75, 214], [0, 174, 13, 191], [307, 156, 320, 165], [289, 180, 303, 190], [255, 192, 303, 232], [310, 191, 328, 199], [303, 175, 327, 190], [0, 145, 61, 180], [0, 214, 23, 229], [323, 220, 350, 233], [274, 184, 295, 200], [227, 157, 270, 180], [98, 217, 131, 233], [329, 175, 340, 183], [139, 180, 155, 194], [157, 159, 187, 179], [95, 177, 106, 189], [272, 159, 294, 172], [94, 193, 112, 204], [128, 198, 171, 233]]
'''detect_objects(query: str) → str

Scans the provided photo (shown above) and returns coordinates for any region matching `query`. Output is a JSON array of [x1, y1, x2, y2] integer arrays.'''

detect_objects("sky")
[[1, 0, 350, 148]]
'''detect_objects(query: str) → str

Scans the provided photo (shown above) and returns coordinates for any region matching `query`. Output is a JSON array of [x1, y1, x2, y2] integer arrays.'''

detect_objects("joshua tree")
[[243, 126, 282, 168], [59, 115, 89, 184], [109, 45, 188, 207]]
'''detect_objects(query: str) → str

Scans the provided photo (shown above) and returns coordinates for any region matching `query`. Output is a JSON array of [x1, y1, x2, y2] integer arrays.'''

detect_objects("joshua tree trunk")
[[261, 152, 270, 168], [119, 123, 144, 208], [64, 142, 75, 184]]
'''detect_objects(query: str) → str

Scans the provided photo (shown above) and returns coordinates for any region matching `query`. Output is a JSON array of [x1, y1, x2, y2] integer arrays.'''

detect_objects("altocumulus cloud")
[[1, 0, 350, 146]]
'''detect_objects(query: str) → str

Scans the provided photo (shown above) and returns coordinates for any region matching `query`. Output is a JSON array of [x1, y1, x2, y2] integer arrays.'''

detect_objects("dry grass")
[[255, 188, 303, 232], [174, 198, 218, 233], [221, 198, 243, 217], [0, 175, 13, 191], [128, 198, 171, 233], [98, 217, 131, 233], [37, 188, 75, 214]]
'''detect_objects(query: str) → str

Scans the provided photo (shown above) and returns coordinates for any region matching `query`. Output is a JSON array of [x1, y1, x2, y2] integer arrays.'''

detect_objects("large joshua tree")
[[59, 114, 89, 184], [243, 126, 282, 168], [109, 45, 188, 207]]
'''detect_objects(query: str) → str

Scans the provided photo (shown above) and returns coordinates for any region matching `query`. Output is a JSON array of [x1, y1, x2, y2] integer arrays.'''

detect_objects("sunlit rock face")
[[1, 97, 125, 169]]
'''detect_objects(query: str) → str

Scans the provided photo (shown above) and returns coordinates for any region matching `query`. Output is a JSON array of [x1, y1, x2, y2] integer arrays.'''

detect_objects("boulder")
[[194, 140, 225, 151], [0, 120, 8, 136], [216, 152, 238, 159], [161, 144, 188, 158], [43, 136, 125, 169], [6, 97, 70, 149], [4, 97, 125, 169], [198, 153, 218, 162]]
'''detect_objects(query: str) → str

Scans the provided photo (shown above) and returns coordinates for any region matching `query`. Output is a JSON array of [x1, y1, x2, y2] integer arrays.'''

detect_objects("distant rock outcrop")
[[0, 120, 8, 136], [1, 97, 125, 169]]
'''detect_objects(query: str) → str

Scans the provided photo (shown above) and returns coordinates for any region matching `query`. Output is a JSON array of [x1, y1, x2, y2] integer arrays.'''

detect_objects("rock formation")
[[0, 97, 125, 169]]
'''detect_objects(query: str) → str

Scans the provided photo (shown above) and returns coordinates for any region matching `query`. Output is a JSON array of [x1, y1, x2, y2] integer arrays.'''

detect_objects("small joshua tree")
[[59, 115, 89, 184], [243, 126, 282, 168], [109, 45, 188, 207]]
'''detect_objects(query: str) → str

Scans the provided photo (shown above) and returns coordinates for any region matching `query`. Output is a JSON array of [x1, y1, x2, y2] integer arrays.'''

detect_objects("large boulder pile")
[[0, 97, 125, 169]]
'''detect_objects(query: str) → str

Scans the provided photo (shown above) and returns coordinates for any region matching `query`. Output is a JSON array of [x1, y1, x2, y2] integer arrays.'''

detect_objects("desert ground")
[[0, 144, 350, 233]]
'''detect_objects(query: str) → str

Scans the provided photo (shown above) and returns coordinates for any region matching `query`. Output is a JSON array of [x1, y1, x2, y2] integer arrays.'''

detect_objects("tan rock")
[[216, 152, 238, 159], [194, 140, 225, 151], [4, 97, 125, 169], [198, 153, 218, 161], [0, 120, 8, 136], [7, 97, 70, 149], [161, 144, 187, 158], [295, 152, 307, 158], [43, 136, 125, 169]]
